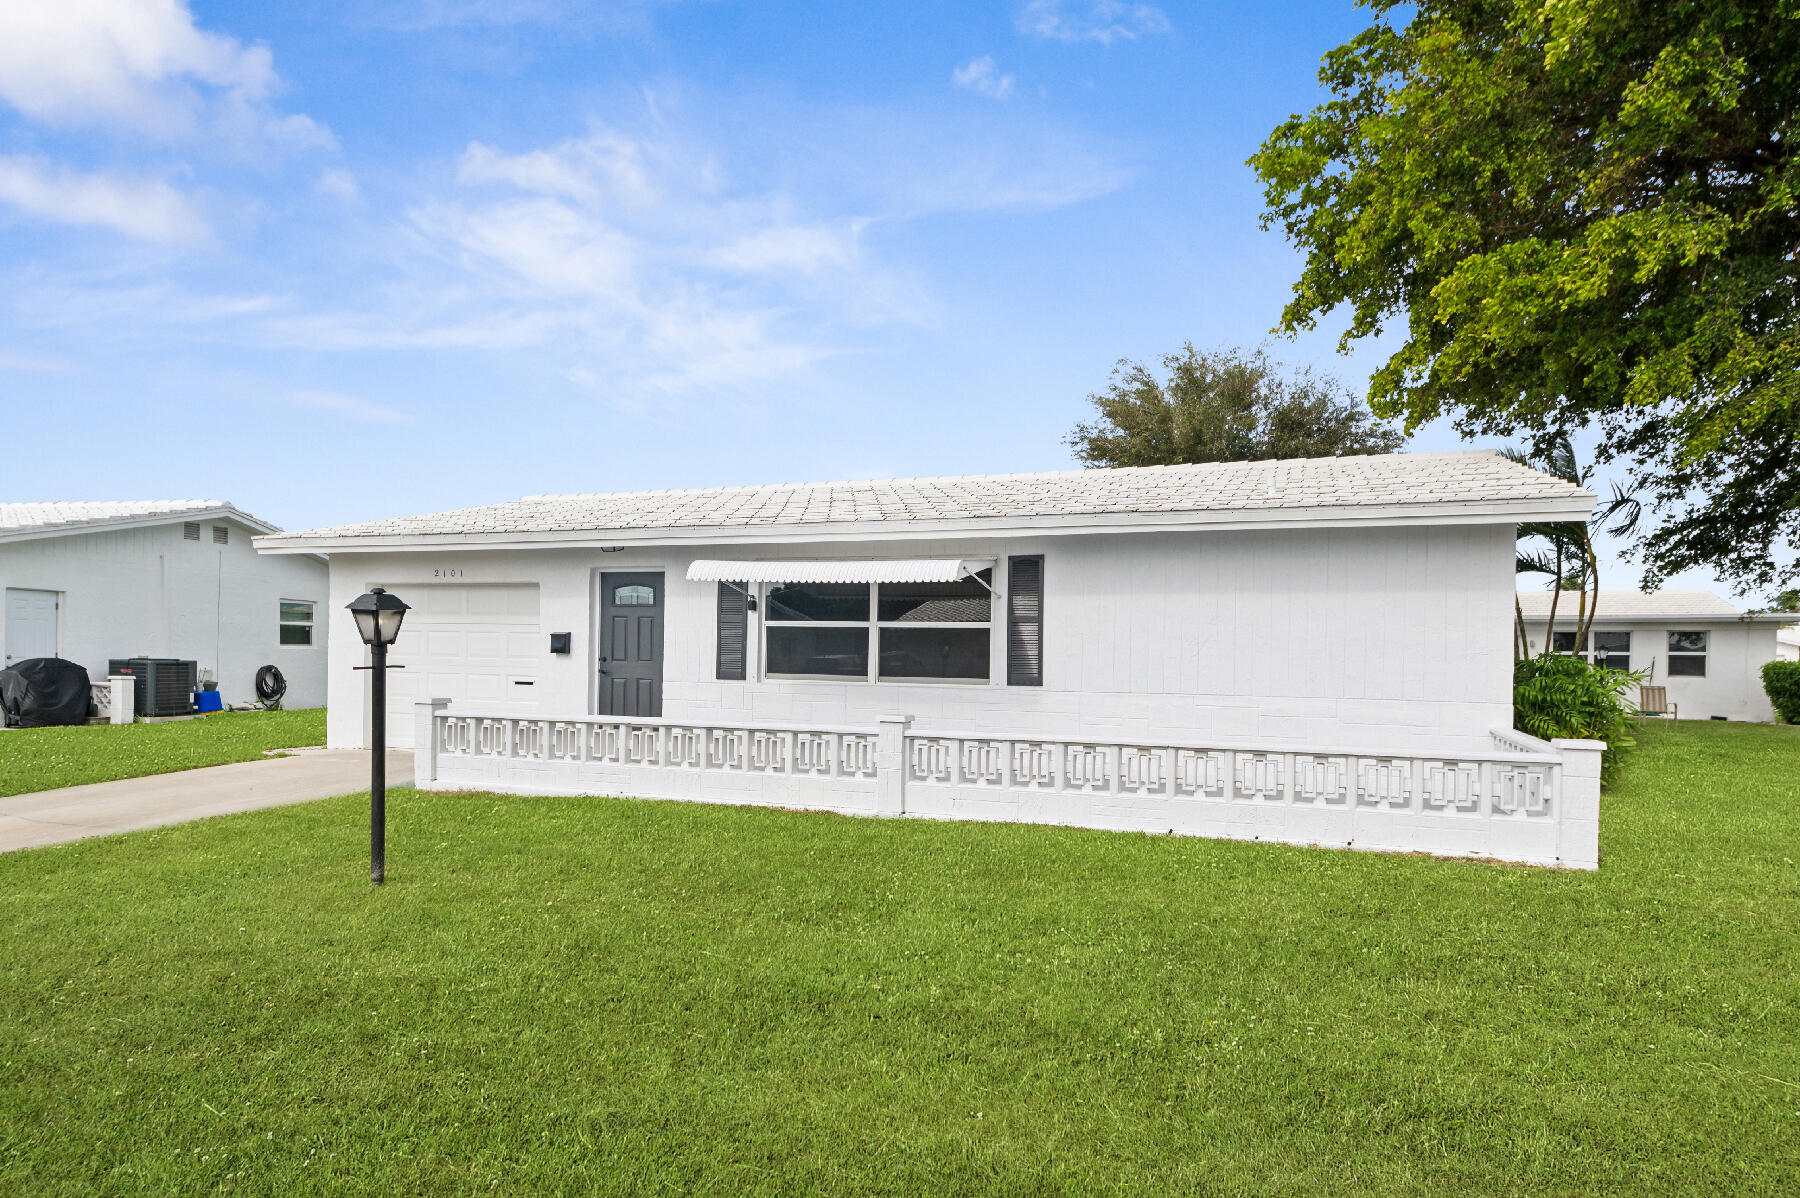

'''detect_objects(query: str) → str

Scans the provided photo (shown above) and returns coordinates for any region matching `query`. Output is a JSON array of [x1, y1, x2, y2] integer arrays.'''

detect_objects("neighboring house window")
[[212, 525, 229, 545], [763, 570, 993, 682], [279, 601, 315, 646], [1593, 631, 1631, 671], [1668, 630, 1707, 676], [183, 522, 200, 541], [1551, 630, 1587, 657]]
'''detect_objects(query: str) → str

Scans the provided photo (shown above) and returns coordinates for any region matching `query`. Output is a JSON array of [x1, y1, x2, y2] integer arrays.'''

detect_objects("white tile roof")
[[260, 450, 1592, 548], [1518, 590, 1743, 620], [0, 496, 277, 539]]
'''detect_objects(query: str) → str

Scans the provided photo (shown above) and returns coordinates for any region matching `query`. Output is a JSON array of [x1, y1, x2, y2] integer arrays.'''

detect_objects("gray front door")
[[598, 572, 664, 716]]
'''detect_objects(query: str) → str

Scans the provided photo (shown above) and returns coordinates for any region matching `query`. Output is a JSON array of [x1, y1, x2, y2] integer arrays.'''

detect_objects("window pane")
[[279, 624, 313, 646], [612, 585, 656, 606], [1551, 631, 1585, 653], [1667, 655, 1706, 677], [879, 627, 990, 680], [1597, 654, 1631, 671], [279, 601, 313, 623], [766, 583, 869, 622], [1593, 631, 1630, 654], [878, 571, 992, 623], [766, 626, 868, 676], [1669, 630, 1708, 653]]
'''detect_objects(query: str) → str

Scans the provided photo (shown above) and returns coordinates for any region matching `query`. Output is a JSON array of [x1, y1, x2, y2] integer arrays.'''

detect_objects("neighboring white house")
[[1, 501, 328, 709], [257, 450, 1612, 868], [1517, 589, 1791, 722], [1778, 623, 1799, 663]]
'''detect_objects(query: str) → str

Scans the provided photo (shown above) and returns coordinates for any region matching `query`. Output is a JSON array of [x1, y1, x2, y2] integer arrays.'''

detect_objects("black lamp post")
[[347, 587, 410, 884]]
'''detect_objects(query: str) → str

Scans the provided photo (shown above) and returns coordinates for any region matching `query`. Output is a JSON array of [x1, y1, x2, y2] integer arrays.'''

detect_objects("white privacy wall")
[[0, 520, 328, 708], [325, 521, 1516, 753]]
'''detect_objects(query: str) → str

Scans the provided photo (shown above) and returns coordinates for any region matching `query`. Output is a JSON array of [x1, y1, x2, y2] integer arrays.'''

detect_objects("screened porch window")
[[764, 571, 993, 682]]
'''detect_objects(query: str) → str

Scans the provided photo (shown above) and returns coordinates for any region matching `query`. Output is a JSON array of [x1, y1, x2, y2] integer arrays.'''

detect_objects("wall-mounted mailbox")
[[549, 632, 571, 654]]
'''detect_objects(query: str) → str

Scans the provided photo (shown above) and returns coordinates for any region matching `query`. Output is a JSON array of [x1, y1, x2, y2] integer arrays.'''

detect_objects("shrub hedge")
[[1763, 660, 1800, 724], [1513, 653, 1643, 783]]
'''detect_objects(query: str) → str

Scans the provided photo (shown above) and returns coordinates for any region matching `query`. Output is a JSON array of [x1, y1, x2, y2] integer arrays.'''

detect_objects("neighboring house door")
[[4, 589, 59, 664], [598, 572, 663, 717]]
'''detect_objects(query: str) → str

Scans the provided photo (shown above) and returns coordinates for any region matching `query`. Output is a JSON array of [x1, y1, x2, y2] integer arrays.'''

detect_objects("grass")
[[0, 708, 326, 797], [1, 720, 1796, 1195]]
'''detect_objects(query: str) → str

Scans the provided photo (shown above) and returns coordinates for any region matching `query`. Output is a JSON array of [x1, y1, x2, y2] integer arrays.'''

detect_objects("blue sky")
[[0, 0, 1738, 596]]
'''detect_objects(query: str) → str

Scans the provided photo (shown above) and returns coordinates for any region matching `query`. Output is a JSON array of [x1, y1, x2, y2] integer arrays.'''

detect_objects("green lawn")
[[0, 708, 326, 797], [1, 720, 1795, 1195]]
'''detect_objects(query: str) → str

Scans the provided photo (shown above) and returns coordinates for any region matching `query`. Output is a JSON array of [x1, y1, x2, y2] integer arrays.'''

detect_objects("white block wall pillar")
[[1551, 738, 1605, 870], [876, 715, 911, 816], [415, 698, 450, 786], [107, 675, 135, 725]]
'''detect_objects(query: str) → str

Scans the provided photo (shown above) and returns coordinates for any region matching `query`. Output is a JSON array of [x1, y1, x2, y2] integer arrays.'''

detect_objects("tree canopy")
[[1066, 344, 1404, 468], [1250, 0, 1800, 593]]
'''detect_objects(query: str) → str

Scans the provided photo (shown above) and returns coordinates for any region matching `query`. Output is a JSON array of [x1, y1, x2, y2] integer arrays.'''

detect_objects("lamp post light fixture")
[[347, 587, 410, 884]]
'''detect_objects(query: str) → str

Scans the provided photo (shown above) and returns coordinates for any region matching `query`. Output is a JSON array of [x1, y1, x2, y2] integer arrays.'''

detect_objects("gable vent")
[[183, 522, 200, 541], [212, 525, 229, 545]]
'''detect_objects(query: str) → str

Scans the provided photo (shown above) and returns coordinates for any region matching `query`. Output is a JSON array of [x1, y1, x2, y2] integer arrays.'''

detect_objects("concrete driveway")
[[0, 749, 413, 853]]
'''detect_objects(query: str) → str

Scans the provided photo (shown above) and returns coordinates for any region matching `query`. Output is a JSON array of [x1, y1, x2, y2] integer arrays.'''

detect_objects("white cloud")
[[316, 168, 362, 205], [952, 56, 1015, 100], [0, 0, 332, 155], [288, 388, 408, 423], [1017, 0, 1170, 45], [0, 156, 209, 242]]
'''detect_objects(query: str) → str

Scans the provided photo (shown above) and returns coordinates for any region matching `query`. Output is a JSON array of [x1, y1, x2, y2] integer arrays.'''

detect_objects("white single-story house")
[[1, 501, 327, 710], [257, 450, 1610, 868], [1517, 590, 1792, 722], [1778, 623, 1799, 663]]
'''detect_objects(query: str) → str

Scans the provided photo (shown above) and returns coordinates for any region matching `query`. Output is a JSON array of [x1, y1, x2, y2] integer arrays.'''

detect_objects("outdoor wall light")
[[348, 587, 410, 885]]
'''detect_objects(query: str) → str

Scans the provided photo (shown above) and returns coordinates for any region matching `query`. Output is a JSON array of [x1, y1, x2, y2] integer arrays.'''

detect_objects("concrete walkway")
[[0, 749, 413, 853]]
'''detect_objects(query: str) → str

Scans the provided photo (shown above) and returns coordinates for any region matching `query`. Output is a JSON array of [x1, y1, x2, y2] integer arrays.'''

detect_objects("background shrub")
[[1514, 654, 1644, 784], [1763, 660, 1800, 724]]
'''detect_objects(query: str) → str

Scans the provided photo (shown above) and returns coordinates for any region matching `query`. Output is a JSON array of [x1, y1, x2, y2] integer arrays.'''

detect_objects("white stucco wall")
[[323, 522, 1517, 755], [1, 518, 328, 708], [1520, 618, 1780, 722]]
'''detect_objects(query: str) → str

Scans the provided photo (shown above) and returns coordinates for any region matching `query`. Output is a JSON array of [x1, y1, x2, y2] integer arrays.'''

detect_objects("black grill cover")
[[0, 657, 92, 728]]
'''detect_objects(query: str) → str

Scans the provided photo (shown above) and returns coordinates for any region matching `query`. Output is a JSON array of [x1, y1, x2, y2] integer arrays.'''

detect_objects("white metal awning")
[[686, 558, 992, 585]]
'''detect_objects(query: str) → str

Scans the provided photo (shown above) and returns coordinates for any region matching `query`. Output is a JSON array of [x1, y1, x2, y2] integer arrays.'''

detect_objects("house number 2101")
[[432, 567, 465, 578]]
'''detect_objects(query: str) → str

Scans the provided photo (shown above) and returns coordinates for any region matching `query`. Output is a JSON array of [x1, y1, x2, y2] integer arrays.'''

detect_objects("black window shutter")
[[1007, 555, 1044, 686], [716, 583, 748, 680]]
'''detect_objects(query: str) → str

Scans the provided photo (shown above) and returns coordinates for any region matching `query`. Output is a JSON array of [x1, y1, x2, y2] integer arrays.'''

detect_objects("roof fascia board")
[[254, 496, 1596, 554]]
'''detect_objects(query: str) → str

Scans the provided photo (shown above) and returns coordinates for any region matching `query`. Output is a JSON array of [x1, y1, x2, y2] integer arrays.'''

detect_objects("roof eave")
[[253, 495, 1595, 554], [0, 505, 281, 545]]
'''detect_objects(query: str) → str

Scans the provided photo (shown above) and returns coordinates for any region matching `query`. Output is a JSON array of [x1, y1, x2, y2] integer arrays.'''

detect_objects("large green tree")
[[1066, 343, 1404, 467], [1250, 0, 1800, 592]]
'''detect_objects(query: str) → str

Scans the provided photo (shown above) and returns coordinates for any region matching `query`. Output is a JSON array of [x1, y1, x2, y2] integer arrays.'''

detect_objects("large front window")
[[764, 571, 993, 682]]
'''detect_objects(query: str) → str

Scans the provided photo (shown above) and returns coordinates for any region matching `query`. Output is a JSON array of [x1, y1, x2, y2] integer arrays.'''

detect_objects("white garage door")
[[379, 584, 541, 749]]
